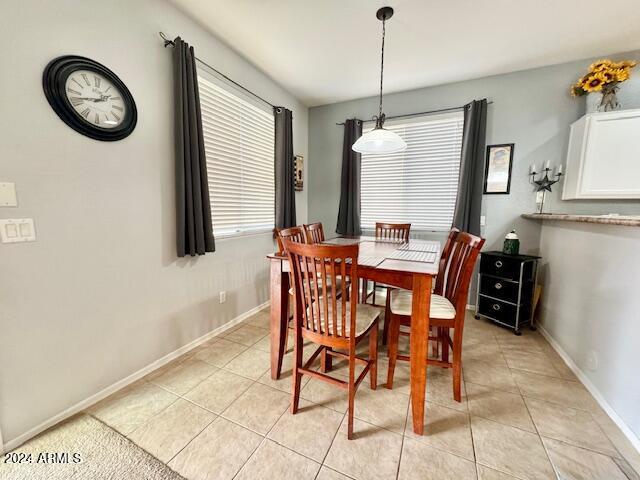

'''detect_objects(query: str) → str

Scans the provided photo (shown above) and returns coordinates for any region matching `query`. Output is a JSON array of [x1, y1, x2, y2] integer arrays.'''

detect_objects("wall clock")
[[43, 55, 137, 141]]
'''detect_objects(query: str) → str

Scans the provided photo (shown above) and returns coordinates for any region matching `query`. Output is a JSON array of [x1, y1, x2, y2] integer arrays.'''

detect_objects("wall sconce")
[[529, 161, 563, 214]]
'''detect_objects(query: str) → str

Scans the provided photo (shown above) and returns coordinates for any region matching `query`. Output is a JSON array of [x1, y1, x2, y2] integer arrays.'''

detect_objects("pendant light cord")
[[376, 16, 386, 128]]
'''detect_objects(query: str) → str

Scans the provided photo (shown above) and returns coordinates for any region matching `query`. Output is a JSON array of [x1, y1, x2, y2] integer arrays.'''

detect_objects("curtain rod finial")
[[159, 31, 174, 48]]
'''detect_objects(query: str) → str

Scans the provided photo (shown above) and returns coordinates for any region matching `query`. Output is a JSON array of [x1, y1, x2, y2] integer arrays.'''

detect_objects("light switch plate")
[[0, 182, 18, 207], [0, 218, 36, 243], [480, 215, 486, 226]]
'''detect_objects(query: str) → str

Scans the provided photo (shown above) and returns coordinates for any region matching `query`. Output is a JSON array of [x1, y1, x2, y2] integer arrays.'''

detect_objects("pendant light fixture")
[[352, 7, 407, 154]]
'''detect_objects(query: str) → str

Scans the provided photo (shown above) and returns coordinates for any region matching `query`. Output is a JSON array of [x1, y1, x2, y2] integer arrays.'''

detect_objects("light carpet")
[[0, 414, 185, 480]]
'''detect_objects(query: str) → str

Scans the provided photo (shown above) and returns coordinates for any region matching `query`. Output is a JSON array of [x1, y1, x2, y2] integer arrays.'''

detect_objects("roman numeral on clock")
[[70, 97, 84, 107], [81, 73, 91, 86], [71, 77, 84, 89], [112, 105, 124, 112], [68, 88, 82, 95], [80, 108, 90, 118], [94, 113, 100, 124], [111, 111, 121, 121], [94, 75, 101, 88]]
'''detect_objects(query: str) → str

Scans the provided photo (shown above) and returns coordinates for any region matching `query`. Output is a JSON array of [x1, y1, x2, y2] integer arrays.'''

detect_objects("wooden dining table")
[[267, 235, 441, 435]]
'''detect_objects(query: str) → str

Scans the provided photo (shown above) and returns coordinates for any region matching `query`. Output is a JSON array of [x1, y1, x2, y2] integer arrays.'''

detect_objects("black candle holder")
[[529, 167, 563, 214]]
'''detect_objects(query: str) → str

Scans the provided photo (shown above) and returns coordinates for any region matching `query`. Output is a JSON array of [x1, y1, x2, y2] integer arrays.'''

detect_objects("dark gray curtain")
[[274, 107, 296, 229], [173, 37, 215, 257], [336, 119, 363, 236], [453, 99, 487, 236]]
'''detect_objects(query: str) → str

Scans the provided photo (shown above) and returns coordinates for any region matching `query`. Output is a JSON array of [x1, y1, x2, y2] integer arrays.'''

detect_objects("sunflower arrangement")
[[570, 59, 637, 97]]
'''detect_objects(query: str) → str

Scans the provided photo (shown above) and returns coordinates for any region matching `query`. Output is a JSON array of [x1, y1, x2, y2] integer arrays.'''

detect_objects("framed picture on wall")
[[484, 144, 514, 194], [294, 155, 304, 191]]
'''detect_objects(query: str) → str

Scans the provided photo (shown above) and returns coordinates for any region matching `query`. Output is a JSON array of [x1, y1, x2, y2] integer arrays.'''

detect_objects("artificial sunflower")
[[589, 59, 613, 72], [570, 58, 637, 99], [582, 73, 606, 92], [615, 68, 630, 82]]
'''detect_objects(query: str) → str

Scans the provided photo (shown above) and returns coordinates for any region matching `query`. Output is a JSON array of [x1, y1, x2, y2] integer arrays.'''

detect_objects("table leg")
[[270, 260, 290, 380], [410, 273, 432, 435]]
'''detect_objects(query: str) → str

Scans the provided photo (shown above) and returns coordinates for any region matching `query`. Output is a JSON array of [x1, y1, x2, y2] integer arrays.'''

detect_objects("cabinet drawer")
[[480, 275, 519, 303], [480, 254, 522, 281], [478, 296, 531, 327]]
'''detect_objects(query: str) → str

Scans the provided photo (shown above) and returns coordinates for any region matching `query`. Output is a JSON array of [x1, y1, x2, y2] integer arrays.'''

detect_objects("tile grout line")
[[314, 410, 348, 479], [394, 395, 411, 480]]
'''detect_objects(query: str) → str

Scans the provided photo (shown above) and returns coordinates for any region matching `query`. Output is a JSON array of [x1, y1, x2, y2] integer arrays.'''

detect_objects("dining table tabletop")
[[267, 235, 442, 435]]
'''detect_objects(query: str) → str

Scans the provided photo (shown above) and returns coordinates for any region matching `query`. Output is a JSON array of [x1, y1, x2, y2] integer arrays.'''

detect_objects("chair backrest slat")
[[303, 222, 325, 244], [435, 227, 460, 295], [375, 222, 411, 242], [284, 240, 359, 343]]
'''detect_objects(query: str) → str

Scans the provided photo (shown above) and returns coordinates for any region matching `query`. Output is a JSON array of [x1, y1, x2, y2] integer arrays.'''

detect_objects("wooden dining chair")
[[276, 225, 348, 355], [275, 226, 307, 254], [367, 222, 412, 305], [303, 222, 325, 244], [433, 227, 460, 360], [284, 240, 379, 440], [385, 232, 485, 402], [375, 222, 412, 242], [382, 227, 460, 347]]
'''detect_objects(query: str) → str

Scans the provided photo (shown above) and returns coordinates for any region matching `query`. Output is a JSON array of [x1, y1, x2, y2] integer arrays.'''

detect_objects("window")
[[360, 111, 464, 232], [198, 70, 275, 237]]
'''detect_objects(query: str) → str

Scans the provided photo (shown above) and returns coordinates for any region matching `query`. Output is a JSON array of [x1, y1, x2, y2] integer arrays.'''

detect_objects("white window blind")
[[360, 111, 464, 232], [197, 72, 275, 238]]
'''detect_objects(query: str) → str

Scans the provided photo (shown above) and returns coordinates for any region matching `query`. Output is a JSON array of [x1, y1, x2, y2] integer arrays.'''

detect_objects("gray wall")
[[0, 0, 307, 445], [538, 221, 640, 442], [308, 52, 640, 254]]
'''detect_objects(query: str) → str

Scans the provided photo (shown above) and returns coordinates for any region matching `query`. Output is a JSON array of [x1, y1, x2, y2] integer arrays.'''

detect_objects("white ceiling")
[[170, 0, 640, 106]]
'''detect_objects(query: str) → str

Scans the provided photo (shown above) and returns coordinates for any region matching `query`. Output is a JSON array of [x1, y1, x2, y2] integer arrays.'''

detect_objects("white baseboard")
[[538, 325, 640, 454], [2, 301, 270, 453]]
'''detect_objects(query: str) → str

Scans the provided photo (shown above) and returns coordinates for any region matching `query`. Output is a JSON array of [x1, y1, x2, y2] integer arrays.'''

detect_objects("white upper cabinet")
[[562, 108, 640, 199]]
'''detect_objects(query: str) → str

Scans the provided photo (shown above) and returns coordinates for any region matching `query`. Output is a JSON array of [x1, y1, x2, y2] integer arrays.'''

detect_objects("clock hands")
[[73, 94, 112, 103]]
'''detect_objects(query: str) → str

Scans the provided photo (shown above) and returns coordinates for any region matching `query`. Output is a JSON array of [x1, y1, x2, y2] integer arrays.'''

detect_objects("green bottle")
[[503, 230, 520, 255]]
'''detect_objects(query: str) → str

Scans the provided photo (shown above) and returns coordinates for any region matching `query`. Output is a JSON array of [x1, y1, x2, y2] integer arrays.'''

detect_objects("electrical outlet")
[[219, 291, 227, 304], [0, 182, 17, 207]]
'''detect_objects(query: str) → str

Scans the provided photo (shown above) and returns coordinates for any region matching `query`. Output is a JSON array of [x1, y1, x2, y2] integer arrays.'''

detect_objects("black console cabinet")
[[474, 251, 540, 335]]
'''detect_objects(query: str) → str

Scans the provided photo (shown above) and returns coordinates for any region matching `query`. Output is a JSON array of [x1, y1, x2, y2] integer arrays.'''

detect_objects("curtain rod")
[[335, 101, 494, 125], [159, 32, 279, 110]]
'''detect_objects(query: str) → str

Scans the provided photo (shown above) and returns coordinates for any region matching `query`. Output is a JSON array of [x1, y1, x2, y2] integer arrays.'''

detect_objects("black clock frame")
[[43, 55, 137, 141]]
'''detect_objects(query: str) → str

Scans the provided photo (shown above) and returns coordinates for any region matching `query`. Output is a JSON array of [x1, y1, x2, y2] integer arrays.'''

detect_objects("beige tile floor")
[[84, 307, 640, 480]]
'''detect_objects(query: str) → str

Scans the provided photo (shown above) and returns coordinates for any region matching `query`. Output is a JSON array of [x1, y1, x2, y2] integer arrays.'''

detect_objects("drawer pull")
[[492, 303, 501, 311], [495, 260, 503, 268], [494, 282, 503, 290]]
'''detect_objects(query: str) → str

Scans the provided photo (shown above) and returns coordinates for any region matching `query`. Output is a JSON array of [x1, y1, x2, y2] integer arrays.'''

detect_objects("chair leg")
[[372, 281, 378, 306], [347, 351, 356, 440], [284, 327, 289, 353], [291, 330, 303, 414], [442, 327, 450, 363], [386, 313, 400, 389], [320, 346, 332, 372], [452, 331, 462, 402], [382, 288, 391, 346], [369, 323, 378, 390]]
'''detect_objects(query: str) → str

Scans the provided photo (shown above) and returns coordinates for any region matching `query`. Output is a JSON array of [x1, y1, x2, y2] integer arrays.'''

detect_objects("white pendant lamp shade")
[[352, 6, 406, 155], [352, 127, 407, 154]]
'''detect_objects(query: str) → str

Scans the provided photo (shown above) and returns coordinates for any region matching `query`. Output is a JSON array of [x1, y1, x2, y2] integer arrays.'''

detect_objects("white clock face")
[[64, 70, 126, 129]]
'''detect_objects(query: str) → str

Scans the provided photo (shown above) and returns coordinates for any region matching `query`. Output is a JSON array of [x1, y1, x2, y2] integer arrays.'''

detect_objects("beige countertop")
[[521, 213, 640, 227]]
